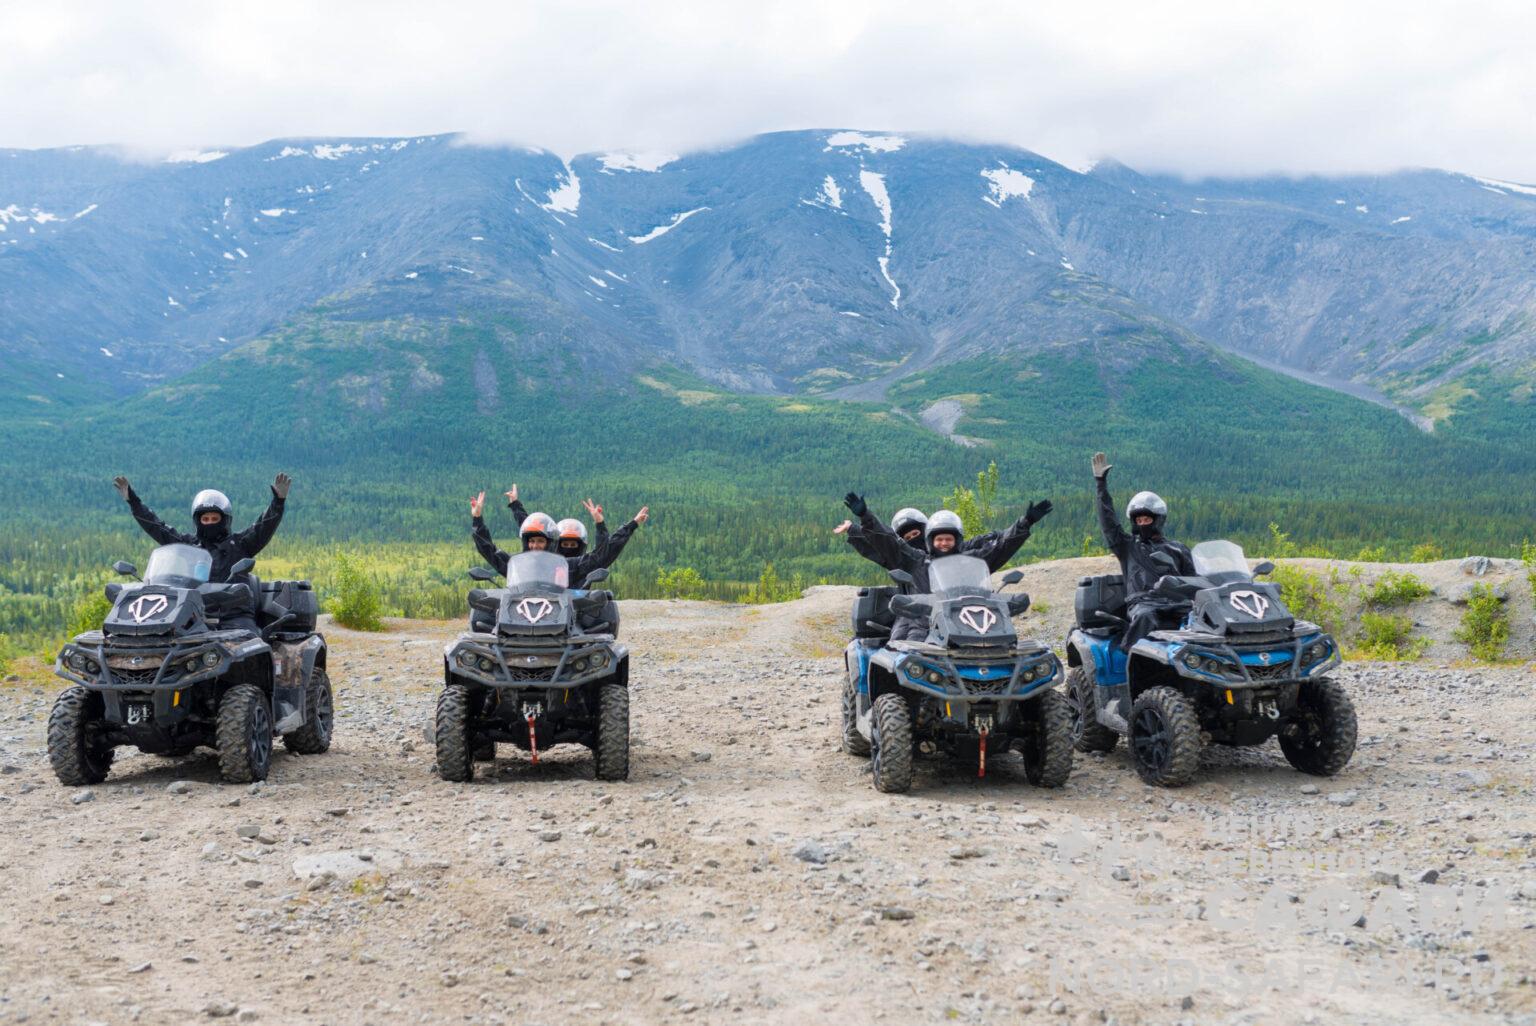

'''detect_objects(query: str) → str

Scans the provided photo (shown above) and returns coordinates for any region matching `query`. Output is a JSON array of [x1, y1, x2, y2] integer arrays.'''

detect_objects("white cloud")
[[2, 1, 1536, 179]]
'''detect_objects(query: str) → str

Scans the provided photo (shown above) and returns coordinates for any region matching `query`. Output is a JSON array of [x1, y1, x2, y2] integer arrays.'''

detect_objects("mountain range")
[[5, 129, 1536, 426]]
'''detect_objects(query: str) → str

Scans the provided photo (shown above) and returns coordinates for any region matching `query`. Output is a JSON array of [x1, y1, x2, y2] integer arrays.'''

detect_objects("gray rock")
[[202, 1001, 238, 1018], [791, 840, 829, 865], [1418, 869, 1440, 884], [166, 780, 193, 795], [1299, 783, 1320, 795], [1460, 556, 1490, 577], [235, 824, 261, 839], [1326, 791, 1358, 807], [70, 790, 95, 805], [877, 906, 916, 921], [539, 830, 562, 842]]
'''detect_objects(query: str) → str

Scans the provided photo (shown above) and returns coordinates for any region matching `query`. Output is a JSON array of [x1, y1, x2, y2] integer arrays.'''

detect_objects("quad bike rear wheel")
[[282, 669, 334, 754], [1066, 666, 1119, 753], [870, 693, 914, 794], [217, 683, 274, 784], [47, 687, 114, 786], [840, 678, 871, 757], [1279, 677, 1357, 776], [1129, 686, 1200, 787]]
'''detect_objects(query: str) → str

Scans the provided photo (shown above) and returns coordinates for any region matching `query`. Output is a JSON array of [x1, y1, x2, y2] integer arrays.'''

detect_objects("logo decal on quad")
[[516, 597, 554, 623], [1229, 590, 1270, 618], [959, 606, 998, 633], [127, 594, 169, 623]]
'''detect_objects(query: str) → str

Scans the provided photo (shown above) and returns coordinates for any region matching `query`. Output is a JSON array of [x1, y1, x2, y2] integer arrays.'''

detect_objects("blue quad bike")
[[842, 554, 1072, 793], [435, 551, 629, 782], [1063, 540, 1357, 787], [48, 543, 332, 786]]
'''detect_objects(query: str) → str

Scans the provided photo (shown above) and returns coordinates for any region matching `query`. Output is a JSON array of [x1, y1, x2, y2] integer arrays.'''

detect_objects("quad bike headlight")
[[570, 657, 588, 672], [1183, 653, 1203, 670], [457, 651, 476, 668], [203, 651, 220, 667], [1306, 642, 1330, 662], [905, 663, 924, 680], [926, 670, 944, 685], [67, 651, 86, 670], [477, 656, 494, 672], [84, 659, 99, 674], [591, 653, 607, 668], [186, 658, 202, 673]]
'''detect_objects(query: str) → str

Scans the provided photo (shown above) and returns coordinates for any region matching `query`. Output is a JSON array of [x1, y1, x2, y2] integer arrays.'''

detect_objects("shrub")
[[1355, 612, 1428, 661], [747, 563, 801, 604], [945, 462, 999, 538], [1409, 543, 1444, 563], [1362, 571, 1432, 608], [1270, 564, 1343, 636], [655, 566, 707, 600], [66, 587, 114, 639], [1523, 540, 1536, 601], [327, 553, 385, 631], [1454, 584, 1510, 662]]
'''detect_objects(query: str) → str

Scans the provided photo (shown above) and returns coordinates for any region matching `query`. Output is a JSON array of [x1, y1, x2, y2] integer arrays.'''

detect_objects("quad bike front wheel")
[[870, 693, 914, 794], [1065, 666, 1119, 754], [282, 669, 334, 755], [47, 687, 114, 786], [1017, 688, 1074, 788], [217, 683, 274, 784], [1129, 686, 1200, 787], [593, 683, 630, 781], [840, 678, 871, 757], [434, 684, 475, 782], [1279, 677, 1357, 776]]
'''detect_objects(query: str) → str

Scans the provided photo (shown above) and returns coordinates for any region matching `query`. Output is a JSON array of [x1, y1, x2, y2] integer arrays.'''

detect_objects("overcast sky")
[[5, 0, 1535, 180]]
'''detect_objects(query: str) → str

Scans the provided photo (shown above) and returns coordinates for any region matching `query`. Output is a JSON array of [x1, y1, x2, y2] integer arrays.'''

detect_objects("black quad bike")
[[1063, 540, 1357, 787], [434, 551, 629, 782], [843, 554, 1072, 793], [49, 543, 333, 786]]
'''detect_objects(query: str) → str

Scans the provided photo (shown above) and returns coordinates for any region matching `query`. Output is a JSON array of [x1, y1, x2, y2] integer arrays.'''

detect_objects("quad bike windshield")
[[927, 555, 992, 594], [504, 550, 571, 589], [1191, 540, 1252, 584], [143, 544, 213, 586]]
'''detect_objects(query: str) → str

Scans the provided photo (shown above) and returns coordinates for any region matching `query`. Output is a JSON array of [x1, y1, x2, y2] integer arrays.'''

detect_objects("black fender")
[[272, 635, 324, 734]]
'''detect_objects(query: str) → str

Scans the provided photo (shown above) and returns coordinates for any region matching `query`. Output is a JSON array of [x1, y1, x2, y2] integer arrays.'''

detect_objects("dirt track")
[[1, 579, 1534, 1026]]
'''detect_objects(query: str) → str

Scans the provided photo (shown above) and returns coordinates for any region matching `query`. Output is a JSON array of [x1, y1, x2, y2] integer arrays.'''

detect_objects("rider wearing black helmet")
[[1091, 451, 1195, 650], [847, 493, 1053, 642], [112, 473, 291, 635]]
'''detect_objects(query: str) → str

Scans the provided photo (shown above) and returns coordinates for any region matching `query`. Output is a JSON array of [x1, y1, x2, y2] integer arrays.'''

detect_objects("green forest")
[[3, 312, 1535, 665]]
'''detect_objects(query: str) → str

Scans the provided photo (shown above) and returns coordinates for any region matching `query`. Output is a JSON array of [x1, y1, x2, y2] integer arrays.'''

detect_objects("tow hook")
[[522, 701, 543, 765], [974, 714, 994, 778]]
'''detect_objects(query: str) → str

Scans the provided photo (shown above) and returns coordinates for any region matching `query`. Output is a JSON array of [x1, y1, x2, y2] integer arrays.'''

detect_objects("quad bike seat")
[[1074, 574, 1127, 633], [852, 586, 898, 639]]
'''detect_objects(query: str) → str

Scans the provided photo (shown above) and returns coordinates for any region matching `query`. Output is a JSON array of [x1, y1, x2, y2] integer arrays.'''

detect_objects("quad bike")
[[49, 543, 332, 785], [435, 551, 629, 782], [842, 554, 1071, 793], [1064, 539, 1356, 787]]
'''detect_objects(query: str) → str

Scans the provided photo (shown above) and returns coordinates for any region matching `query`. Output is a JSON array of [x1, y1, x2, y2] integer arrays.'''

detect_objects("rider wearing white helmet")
[[1091, 452, 1195, 650]]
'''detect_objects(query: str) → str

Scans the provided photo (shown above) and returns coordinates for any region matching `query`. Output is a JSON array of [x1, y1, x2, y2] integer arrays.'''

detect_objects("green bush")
[[945, 462, 999, 538], [747, 563, 801, 604], [1270, 564, 1343, 636], [1409, 543, 1444, 563], [655, 566, 707, 600], [327, 553, 385, 631], [1454, 584, 1510, 661], [1523, 540, 1536, 601], [66, 587, 114, 639], [1362, 571, 1432, 608], [1356, 612, 1428, 661]]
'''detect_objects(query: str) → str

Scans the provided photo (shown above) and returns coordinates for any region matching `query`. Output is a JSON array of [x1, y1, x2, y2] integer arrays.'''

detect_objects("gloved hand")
[[272, 472, 292, 499], [1091, 452, 1112, 480], [112, 476, 134, 501], [843, 492, 867, 517], [470, 491, 486, 517], [1024, 500, 1054, 526]]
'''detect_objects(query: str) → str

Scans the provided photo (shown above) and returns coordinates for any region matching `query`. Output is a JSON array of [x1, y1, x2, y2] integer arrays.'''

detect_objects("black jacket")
[[856, 509, 1033, 592], [1095, 477, 1195, 598], [507, 498, 639, 573], [472, 516, 632, 589], [127, 489, 285, 585], [844, 516, 1000, 584]]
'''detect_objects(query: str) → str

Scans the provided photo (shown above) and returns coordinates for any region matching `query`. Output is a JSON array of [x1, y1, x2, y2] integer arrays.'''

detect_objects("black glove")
[[843, 492, 867, 517], [1024, 500, 1053, 526], [112, 476, 134, 502]]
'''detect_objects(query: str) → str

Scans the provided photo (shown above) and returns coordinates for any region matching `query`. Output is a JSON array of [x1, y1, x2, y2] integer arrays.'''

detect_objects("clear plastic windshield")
[[143, 544, 213, 585], [504, 550, 570, 589], [928, 555, 992, 593], [1192, 540, 1251, 579]]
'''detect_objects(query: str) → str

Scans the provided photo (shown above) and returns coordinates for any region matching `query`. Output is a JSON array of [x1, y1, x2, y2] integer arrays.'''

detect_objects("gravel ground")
[[0, 584, 1533, 1026]]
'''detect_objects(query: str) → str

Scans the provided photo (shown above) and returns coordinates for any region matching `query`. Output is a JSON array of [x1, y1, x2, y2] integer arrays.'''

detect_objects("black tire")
[[216, 684, 273, 784], [1065, 666, 1119, 753], [1018, 689, 1074, 788], [1129, 686, 1201, 787], [840, 678, 871, 757], [594, 684, 630, 781], [435, 683, 475, 782], [1279, 677, 1357, 776], [47, 687, 114, 786], [282, 669, 334, 754], [870, 693, 914, 794]]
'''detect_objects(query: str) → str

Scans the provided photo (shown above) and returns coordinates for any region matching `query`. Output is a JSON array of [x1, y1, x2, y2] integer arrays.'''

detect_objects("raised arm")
[[1092, 453, 1130, 559], [846, 492, 916, 572], [504, 484, 528, 527], [976, 501, 1052, 570], [470, 493, 510, 574], [231, 473, 289, 556], [115, 476, 193, 546], [591, 505, 646, 569]]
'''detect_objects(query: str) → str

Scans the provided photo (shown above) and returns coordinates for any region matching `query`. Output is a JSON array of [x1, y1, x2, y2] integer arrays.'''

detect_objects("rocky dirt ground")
[[0, 560, 1533, 1026]]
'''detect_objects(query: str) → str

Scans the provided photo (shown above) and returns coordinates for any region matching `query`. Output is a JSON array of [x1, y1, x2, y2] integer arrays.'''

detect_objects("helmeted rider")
[[111, 473, 291, 635], [470, 492, 647, 588], [847, 493, 1053, 642], [498, 486, 647, 576], [835, 500, 1007, 576], [1091, 451, 1196, 651]]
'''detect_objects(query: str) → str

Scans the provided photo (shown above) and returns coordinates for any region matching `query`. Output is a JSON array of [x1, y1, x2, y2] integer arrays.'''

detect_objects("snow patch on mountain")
[[1468, 174, 1536, 198], [598, 152, 678, 173], [826, 132, 906, 154], [312, 144, 361, 160], [981, 165, 1034, 207], [542, 161, 581, 215], [260, 208, 295, 217], [628, 207, 708, 244], [858, 170, 899, 309], [803, 175, 844, 210], [165, 150, 228, 164], [73, 204, 97, 219], [0, 205, 63, 225]]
